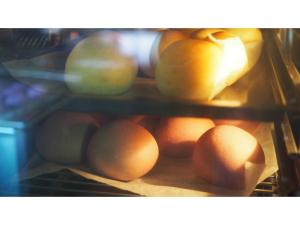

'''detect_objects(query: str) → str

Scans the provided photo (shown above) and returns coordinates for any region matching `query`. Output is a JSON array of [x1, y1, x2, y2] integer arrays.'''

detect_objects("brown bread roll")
[[156, 117, 215, 157], [87, 120, 159, 181], [37, 112, 100, 164], [193, 125, 265, 189]]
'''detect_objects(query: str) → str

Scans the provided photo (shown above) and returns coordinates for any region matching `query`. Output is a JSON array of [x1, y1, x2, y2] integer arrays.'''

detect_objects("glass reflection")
[[0, 130, 20, 195]]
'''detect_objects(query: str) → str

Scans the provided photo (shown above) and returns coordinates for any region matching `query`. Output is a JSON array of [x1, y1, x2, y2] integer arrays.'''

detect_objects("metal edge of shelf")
[[274, 29, 300, 87], [62, 95, 285, 122], [272, 116, 300, 195], [0, 94, 70, 129], [281, 114, 300, 158], [268, 29, 300, 107]]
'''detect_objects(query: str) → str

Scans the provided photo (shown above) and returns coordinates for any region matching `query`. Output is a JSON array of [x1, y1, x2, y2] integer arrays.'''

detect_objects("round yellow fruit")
[[155, 30, 248, 100], [65, 32, 138, 95]]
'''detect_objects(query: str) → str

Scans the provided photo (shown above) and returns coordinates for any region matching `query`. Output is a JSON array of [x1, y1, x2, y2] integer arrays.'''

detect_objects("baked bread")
[[193, 125, 265, 189], [87, 120, 159, 181]]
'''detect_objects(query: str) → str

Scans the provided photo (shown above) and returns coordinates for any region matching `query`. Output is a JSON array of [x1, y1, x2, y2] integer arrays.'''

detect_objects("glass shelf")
[[63, 48, 285, 122]]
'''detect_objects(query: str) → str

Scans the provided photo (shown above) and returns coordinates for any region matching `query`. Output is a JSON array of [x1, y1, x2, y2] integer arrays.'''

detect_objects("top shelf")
[[62, 47, 286, 121], [0, 29, 290, 122]]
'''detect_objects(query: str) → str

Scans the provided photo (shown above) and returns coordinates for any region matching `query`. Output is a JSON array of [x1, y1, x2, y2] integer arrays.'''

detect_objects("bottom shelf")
[[0, 169, 279, 197]]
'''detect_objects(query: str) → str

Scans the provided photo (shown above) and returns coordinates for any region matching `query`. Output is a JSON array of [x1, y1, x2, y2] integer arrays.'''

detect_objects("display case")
[[0, 28, 299, 196]]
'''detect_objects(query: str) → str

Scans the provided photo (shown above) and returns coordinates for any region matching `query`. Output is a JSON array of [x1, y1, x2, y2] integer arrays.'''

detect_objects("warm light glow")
[[208, 33, 248, 99], [117, 30, 158, 67], [212, 99, 243, 106], [216, 38, 247, 84]]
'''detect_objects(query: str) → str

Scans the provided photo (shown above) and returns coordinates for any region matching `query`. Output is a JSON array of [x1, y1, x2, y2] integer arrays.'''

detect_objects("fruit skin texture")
[[192, 125, 265, 189], [150, 30, 188, 76], [156, 117, 215, 158], [155, 39, 223, 100], [65, 32, 138, 96], [87, 120, 159, 181], [224, 28, 263, 71], [36, 112, 100, 164], [153, 30, 187, 58]]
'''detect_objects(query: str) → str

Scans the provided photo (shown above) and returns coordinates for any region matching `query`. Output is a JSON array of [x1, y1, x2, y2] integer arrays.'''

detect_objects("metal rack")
[[252, 173, 278, 196], [0, 170, 278, 197]]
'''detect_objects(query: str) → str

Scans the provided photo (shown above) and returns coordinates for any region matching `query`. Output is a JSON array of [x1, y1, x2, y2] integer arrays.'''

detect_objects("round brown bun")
[[65, 31, 138, 96], [156, 117, 215, 158], [36, 112, 100, 164], [149, 30, 188, 76], [224, 28, 263, 72], [155, 30, 248, 100], [87, 120, 159, 181], [214, 119, 261, 134], [193, 125, 265, 189]]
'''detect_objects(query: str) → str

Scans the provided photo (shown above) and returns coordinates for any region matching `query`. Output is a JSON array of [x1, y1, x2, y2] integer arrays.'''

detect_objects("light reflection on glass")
[[0, 130, 20, 195], [26, 85, 45, 98], [2, 83, 24, 96], [75, 59, 126, 69], [0, 80, 48, 109], [5, 68, 65, 82], [4, 92, 25, 107], [118, 30, 157, 68]]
